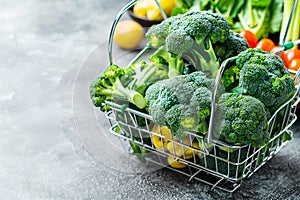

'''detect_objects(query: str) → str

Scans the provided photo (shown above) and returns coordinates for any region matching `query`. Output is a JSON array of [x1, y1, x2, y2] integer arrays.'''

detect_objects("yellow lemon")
[[133, 0, 150, 17], [113, 20, 144, 49]]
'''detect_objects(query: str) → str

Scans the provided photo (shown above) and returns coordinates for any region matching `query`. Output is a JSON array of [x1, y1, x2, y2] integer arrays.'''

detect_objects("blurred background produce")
[[126, 0, 300, 82], [113, 20, 145, 49], [133, 0, 176, 21]]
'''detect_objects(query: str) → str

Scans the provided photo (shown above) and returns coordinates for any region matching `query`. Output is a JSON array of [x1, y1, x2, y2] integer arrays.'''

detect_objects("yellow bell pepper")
[[133, 0, 150, 18], [167, 156, 187, 168], [146, 0, 176, 21]]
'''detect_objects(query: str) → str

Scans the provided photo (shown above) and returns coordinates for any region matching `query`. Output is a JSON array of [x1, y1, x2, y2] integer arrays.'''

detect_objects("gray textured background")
[[1, 0, 300, 199]]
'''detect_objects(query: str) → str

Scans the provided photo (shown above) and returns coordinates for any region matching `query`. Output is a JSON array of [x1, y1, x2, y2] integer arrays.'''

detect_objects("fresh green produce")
[[90, 65, 146, 111], [145, 15, 181, 48], [214, 93, 269, 148], [222, 48, 295, 112], [145, 71, 214, 138], [213, 30, 249, 62], [172, 0, 283, 40], [146, 11, 248, 78], [166, 11, 230, 77], [90, 61, 169, 111], [280, 0, 300, 45], [149, 46, 185, 78], [235, 0, 283, 40], [125, 60, 169, 95], [171, 0, 208, 15]]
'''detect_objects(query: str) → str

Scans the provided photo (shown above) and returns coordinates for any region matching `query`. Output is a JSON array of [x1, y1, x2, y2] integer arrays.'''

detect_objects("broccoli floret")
[[166, 11, 230, 77], [126, 60, 169, 95], [143, 81, 165, 110], [223, 48, 296, 111], [165, 104, 198, 137], [190, 87, 212, 120], [165, 31, 193, 77], [148, 45, 185, 78], [145, 11, 249, 78], [213, 30, 249, 62], [90, 64, 147, 111], [145, 71, 214, 137], [183, 71, 214, 90], [148, 86, 179, 126], [145, 15, 182, 48], [214, 93, 269, 148]]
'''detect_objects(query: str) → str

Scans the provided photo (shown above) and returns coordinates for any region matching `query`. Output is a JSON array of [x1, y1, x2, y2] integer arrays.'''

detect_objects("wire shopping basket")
[[99, 0, 300, 193]]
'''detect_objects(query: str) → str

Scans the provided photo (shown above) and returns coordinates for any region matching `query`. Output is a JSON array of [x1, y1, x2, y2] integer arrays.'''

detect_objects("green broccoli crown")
[[215, 93, 269, 147], [90, 65, 125, 110], [145, 10, 244, 78], [146, 15, 182, 48], [183, 71, 215, 89], [144, 82, 163, 109], [236, 48, 295, 108], [165, 104, 198, 136], [190, 87, 212, 120], [165, 31, 194, 56], [170, 11, 230, 47], [200, 11, 230, 43], [145, 71, 214, 137], [213, 30, 249, 62]]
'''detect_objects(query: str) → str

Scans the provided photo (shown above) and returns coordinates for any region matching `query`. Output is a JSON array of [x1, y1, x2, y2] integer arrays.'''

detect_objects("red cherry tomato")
[[286, 49, 300, 65], [271, 46, 289, 68], [289, 58, 300, 72], [239, 30, 258, 48], [256, 38, 275, 52]]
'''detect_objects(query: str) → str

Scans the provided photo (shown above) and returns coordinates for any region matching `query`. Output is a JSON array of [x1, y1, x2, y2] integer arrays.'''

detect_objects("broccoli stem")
[[132, 65, 158, 92], [127, 44, 152, 67], [168, 53, 185, 78], [192, 41, 220, 78], [101, 78, 146, 109]]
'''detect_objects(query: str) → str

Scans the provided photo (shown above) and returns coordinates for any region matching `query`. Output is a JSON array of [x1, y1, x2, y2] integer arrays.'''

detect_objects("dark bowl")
[[128, 7, 162, 27]]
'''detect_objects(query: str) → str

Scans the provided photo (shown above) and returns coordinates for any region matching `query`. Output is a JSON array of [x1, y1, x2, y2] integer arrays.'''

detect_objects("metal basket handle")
[[206, 57, 236, 145], [108, 0, 167, 65]]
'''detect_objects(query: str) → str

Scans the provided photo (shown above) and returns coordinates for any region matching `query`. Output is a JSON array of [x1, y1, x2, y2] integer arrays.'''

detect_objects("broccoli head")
[[190, 87, 212, 120], [213, 30, 249, 62], [145, 15, 182, 48], [214, 93, 269, 148], [223, 48, 296, 111], [166, 11, 231, 77], [145, 71, 214, 137]]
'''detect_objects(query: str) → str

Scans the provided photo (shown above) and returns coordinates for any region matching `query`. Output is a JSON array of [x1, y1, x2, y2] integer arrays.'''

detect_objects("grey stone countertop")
[[1, 0, 300, 199]]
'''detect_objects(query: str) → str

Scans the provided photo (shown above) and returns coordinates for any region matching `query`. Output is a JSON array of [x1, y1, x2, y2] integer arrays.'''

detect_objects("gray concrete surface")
[[1, 0, 300, 199]]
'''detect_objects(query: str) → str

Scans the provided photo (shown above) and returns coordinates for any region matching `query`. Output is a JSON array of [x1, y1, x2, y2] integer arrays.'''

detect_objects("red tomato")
[[239, 30, 258, 48], [286, 49, 300, 65], [289, 58, 300, 72], [271, 46, 289, 68], [256, 38, 275, 52]]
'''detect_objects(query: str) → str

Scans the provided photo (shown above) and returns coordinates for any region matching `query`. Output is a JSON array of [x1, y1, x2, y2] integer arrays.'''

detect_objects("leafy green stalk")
[[280, 0, 300, 46]]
